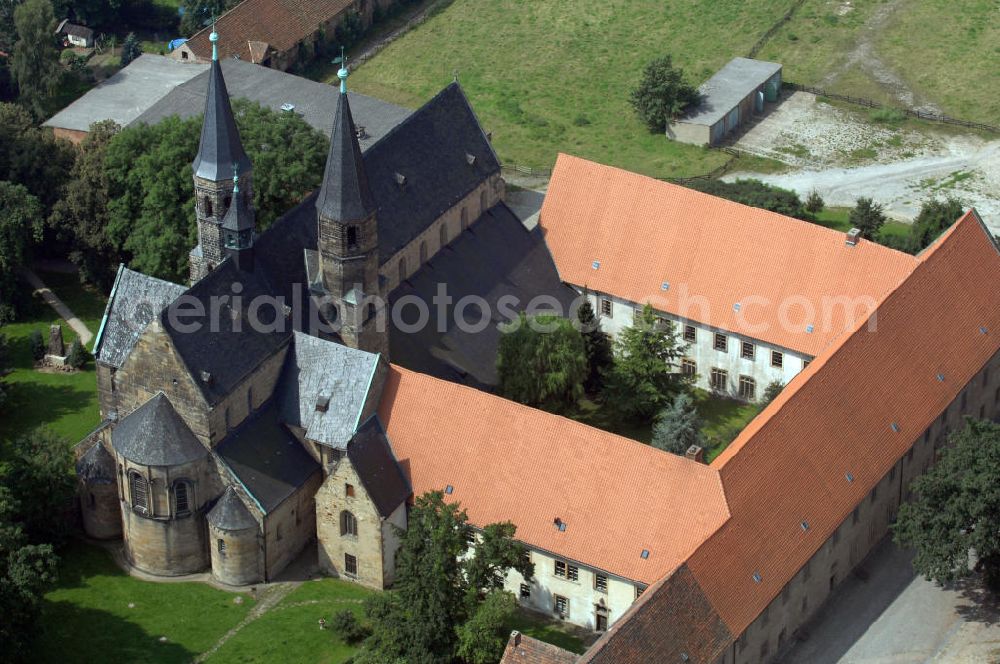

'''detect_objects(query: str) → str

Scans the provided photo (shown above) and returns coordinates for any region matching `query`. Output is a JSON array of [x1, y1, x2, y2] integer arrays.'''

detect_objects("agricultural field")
[[348, 0, 998, 177]]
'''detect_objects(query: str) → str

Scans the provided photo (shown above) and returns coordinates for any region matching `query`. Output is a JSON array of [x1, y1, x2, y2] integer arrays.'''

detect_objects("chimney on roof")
[[846, 228, 862, 246], [315, 394, 331, 413], [685, 445, 705, 463], [512, 630, 521, 646], [200, 370, 213, 384]]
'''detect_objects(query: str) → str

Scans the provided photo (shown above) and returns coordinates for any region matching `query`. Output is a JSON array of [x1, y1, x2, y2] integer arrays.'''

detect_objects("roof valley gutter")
[[216, 453, 267, 515], [92, 263, 126, 355], [352, 354, 381, 435]]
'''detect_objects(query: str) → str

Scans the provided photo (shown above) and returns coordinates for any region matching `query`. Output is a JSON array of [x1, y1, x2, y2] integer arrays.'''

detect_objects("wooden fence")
[[747, 0, 808, 59], [785, 82, 1000, 134]]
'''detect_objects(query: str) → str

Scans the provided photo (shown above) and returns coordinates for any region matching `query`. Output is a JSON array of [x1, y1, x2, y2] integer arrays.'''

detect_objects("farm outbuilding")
[[56, 19, 95, 48], [667, 57, 782, 146]]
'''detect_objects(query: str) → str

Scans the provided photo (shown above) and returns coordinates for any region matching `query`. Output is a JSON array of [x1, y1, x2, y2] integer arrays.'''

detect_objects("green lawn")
[[573, 389, 761, 461], [506, 608, 587, 654], [36, 541, 255, 664], [0, 273, 107, 453], [205, 579, 371, 664], [812, 207, 912, 245], [348, 0, 794, 178]]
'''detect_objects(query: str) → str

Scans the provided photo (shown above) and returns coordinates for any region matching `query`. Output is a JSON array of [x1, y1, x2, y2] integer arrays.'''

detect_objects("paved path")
[[193, 582, 300, 663], [776, 539, 1000, 663], [19, 267, 94, 345]]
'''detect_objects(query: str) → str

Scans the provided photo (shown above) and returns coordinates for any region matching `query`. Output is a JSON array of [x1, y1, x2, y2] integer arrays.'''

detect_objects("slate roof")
[[680, 57, 782, 126], [500, 632, 579, 664], [207, 486, 259, 531], [221, 181, 255, 234], [379, 366, 730, 585], [192, 57, 252, 181], [161, 260, 292, 405], [540, 154, 917, 357], [185, 0, 355, 62], [389, 203, 577, 387], [346, 416, 410, 518], [316, 89, 375, 223], [277, 332, 382, 449], [216, 402, 320, 513], [365, 83, 500, 259], [112, 393, 207, 466], [132, 58, 410, 145], [93, 265, 187, 369], [76, 443, 116, 484]]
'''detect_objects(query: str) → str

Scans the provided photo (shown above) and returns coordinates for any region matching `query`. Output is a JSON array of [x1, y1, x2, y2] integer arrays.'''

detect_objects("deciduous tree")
[[630, 55, 700, 133], [0, 103, 75, 212], [11, 0, 59, 118], [496, 312, 587, 412], [605, 304, 688, 420], [0, 181, 42, 323], [1, 427, 75, 545], [849, 197, 886, 241], [906, 197, 964, 253], [893, 419, 1000, 591]]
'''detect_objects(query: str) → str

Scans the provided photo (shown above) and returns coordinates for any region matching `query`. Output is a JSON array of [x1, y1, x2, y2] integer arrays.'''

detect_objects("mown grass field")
[[0, 272, 107, 454], [36, 541, 256, 664], [348, 0, 997, 177]]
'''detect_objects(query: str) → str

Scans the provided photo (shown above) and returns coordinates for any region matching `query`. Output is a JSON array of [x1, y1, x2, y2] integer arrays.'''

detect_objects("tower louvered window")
[[175, 481, 191, 516], [130, 472, 148, 513]]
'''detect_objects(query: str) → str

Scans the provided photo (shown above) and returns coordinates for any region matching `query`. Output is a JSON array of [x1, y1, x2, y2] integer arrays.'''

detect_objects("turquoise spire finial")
[[335, 47, 348, 94], [210, 23, 219, 62]]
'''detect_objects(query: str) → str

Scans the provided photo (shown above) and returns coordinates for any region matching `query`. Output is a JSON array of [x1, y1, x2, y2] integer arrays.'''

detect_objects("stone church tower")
[[189, 30, 254, 284], [314, 65, 388, 357]]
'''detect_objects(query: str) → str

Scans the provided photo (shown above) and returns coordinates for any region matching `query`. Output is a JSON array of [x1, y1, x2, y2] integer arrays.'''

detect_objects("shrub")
[[66, 338, 88, 369], [870, 107, 906, 124], [330, 609, 369, 645], [29, 329, 45, 361], [761, 381, 784, 406], [804, 189, 824, 214]]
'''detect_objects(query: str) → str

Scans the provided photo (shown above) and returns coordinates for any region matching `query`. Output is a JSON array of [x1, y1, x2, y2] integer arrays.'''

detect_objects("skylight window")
[[444, 485, 454, 495], [592, 260, 600, 270], [936, 373, 945, 382], [752, 572, 762, 583], [891, 422, 901, 432], [640, 549, 650, 559], [805, 324, 814, 333], [661, 282, 670, 291], [845, 472, 854, 483], [800, 521, 809, 531]]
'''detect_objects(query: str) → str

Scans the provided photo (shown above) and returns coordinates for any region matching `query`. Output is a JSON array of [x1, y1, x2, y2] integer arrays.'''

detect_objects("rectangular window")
[[710, 368, 728, 391], [345, 553, 358, 576], [681, 359, 697, 377], [520, 583, 531, 599], [276, 524, 283, 541], [554, 560, 567, 577], [633, 308, 643, 325], [554, 595, 569, 617], [174, 482, 190, 515], [130, 473, 148, 513], [595, 574, 608, 593], [346, 225, 358, 248], [217, 538, 226, 556], [345, 483, 355, 497], [741, 341, 755, 361], [600, 298, 612, 317], [738, 375, 756, 401], [713, 332, 728, 352], [567, 565, 579, 582], [684, 325, 697, 343], [771, 350, 783, 368]]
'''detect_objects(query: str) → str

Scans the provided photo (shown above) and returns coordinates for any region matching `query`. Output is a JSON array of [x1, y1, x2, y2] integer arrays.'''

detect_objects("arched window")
[[340, 510, 357, 537], [439, 222, 449, 247], [346, 226, 358, 249], [223, 195, 232, 215], [419, 241, 427, 264], [398, 257, 407, 284], [480, 190, 487, 213], [130, 472, 148, 513], [204, 196, 213, 217], [461, 207, 469, 230], [174, 480, 192, 517]]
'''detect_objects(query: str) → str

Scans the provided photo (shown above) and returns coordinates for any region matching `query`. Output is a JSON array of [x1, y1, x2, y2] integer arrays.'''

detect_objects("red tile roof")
[[187, 0, 355, 62], [580, 210, 1000, 661], [500, 632, 579, 664], [377, 366, 730, 585], [539, 154, 918, 357]]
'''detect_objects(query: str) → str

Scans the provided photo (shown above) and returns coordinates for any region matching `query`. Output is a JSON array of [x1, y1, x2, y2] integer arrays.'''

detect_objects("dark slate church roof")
[[365, 83, 501, 259], [315, 90, 376, 223], [112, 393, 207, 466], [277, 332, 382, 449], [216, 403, 320, 513], [389, 203, 578, 387], [161, 260, 292, 404], [76, 443, 116, 484], [207, 486, 259, 531], [94, 265, 186, 369], [347, 416, 410, 518]]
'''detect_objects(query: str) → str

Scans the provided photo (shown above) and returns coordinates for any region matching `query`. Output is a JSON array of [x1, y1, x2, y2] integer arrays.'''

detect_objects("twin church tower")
[[188, 31, 387, 356]]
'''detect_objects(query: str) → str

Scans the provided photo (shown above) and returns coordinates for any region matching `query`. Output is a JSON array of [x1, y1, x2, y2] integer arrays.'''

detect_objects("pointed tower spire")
[[189, 27, 254, 283], [191, 29, 251, 182], [221, 170, 256, 271], [315, 56, 374, 223]]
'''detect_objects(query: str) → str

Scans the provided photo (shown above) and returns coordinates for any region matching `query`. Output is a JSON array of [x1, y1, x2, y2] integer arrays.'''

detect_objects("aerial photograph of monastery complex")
[[1, 0, 999, 662]]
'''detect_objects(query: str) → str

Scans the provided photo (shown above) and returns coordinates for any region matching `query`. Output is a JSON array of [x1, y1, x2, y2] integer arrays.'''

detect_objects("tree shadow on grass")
[[0, 381, 98, 448]]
